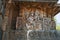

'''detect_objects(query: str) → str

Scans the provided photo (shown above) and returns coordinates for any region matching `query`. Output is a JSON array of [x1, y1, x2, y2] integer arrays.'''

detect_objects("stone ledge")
[[14, 0, 58, 2], [28, 30, 60, 40]]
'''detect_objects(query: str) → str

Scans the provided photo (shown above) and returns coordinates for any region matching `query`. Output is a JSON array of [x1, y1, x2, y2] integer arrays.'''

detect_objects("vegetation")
[[56, 24, 60, 30], [54, 17, 60, 30]]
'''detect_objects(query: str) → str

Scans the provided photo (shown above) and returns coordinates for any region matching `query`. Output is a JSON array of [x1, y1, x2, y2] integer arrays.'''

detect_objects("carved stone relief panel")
[[16, 6, 54, 31], [51, 20, 56, 30], [24, 8, 43, 30], [16, 17, 26, 30], [43, 17, 51, 30]]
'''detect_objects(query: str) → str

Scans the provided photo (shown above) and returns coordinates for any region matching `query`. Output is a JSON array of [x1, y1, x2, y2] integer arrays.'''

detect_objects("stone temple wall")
[[2, 2, 57, 40], [15, 7, 56, 40], [28, 30, 60, 40], [21, 9, 56, 31]]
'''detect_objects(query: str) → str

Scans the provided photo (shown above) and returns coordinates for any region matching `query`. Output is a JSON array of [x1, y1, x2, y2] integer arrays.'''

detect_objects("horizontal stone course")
[[28, 30, 60, 40], [14, 0, 58, 2]]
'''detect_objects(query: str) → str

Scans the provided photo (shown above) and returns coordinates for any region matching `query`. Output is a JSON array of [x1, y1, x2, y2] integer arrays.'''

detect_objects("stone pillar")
[[2, 3, 17, 40], [51, 18, 56, 30], [0, 15, 3, 40], [16, 17, 27, 40], [2, 3, 10, 40]]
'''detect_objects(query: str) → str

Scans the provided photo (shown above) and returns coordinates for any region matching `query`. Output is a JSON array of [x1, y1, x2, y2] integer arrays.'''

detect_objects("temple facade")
[[0, 0, 60, 40]]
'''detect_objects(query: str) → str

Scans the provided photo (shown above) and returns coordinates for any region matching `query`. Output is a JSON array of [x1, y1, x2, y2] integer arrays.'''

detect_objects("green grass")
[[56, 25, 60, 30]]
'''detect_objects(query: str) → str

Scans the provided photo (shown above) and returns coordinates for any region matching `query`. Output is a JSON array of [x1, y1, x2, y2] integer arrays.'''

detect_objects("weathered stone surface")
[[0, 0, 2, 11], [16, 17, 27, 40], [16, 17, 26, 30], [0, 15, 2, 27], [15, 30, 27, 40], [2, 1, 59, 40], [2, 32, 8, 40], [14, 0, 58, 2], [2, 31, 15, 40], [43, 17, 51, 30], [51, 20, 56, 30], [25, 10, 43, 30], [2, 16, 8, 31], [25, 9, 55, 31], [28, 30, 60, 40]]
